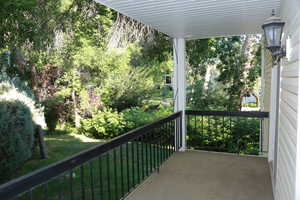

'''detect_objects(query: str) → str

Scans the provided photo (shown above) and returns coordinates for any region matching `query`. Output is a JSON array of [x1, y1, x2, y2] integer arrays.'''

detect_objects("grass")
[[9, 133, 104, 182], [3, 132, 174, 200]]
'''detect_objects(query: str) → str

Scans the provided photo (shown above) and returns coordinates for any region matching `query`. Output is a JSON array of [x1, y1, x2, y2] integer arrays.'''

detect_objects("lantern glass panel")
[[264, 23, 283, 48]]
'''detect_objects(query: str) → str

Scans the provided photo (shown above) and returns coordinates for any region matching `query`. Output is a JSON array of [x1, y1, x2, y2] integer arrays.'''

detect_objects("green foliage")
[[0, 101, 35, 180], [186, 39, 210, 79], [79, 109, 125, 139], [187, 78, 228, 110], [42, 97, 62, 132], [104, 67, 155, 111], [122, 107, 155, 130], [0, 74, 46, 128], [187, 117, 260, 155], [0, 74, 47, 180], [122, 106, 172, 130], [79, 106, 172, 139]]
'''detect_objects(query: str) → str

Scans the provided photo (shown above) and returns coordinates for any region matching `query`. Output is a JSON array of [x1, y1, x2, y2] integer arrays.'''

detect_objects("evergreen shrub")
[[0, 75, 46, 180], [0, 101, 34, 180]]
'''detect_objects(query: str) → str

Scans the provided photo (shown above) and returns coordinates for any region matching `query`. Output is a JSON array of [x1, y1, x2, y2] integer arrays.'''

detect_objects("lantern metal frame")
[[262, 11, 286, 62]]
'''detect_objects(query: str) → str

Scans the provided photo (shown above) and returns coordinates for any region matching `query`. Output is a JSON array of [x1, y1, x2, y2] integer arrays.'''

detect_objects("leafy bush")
[[103, 68, 154, 111], [122, 107, 156, 130], [79, 109, 125, 139], [42, 97, 63, 132], [122, 106, 172, 131], [187, 117, 260, 155], [0, 101, 35, 180], [79, 106, 172, 139]]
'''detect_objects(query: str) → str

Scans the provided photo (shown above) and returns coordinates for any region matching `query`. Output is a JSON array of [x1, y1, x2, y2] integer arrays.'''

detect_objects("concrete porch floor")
[[126, 151, 273, 200]]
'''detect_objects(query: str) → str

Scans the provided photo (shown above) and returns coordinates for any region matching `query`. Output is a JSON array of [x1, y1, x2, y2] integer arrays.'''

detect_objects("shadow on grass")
[[2, 133, 103, 184]]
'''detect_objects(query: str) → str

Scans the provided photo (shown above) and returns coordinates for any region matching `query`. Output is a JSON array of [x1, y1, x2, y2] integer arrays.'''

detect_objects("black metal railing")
[[0, 112, 182, 200], [186, 110, 269, 155]]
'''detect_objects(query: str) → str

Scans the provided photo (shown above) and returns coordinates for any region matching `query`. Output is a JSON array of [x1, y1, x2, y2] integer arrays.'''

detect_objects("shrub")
[[42, 97, 62, 132], [0, 74, 46, 180], [0, 101, 35, 180], [122, 107, 156, 130], [79, 109, 125, 139], [0, 75, 46, 128], [122, 106, 172, 131], [103, 68, 154, 111], [79, 106, 172, 139], [187, 117, 260, 155]]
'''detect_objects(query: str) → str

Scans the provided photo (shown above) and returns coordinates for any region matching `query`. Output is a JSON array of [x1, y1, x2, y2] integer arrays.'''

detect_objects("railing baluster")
[[69, 170, 74, 200], [161, 125, 164, 163], [157, 126, 164, 172], [120, 145, 124, 197], [168, 121, 171, 157], [237, 117, 240, 154], [173, 120, 176, 153], [194, 115, 197, 147], [170, 120, 174, 153], [27, 189, 33, 200], [175, 119, 179, 151], [80, 165, 85, 200], [131, 141, 135, 187], [260, 118, 264, 154], [167, 121, 171, 158], [208, 116, 211, 145], [136, 138, 140, 184], [141, 136, 145, 180], [150, 132, 154, 172], [98, 157, 103, 199], [201, 115, 204, 148], [43, 183, 48, 200], [113, 148, 118, 200], [145, 133, 150, 177], [89, 161, 95, 200], [179, 117, 182, 150], [163, 123, 166, 160], [107, 153, 112, 200], [168, 121, 171, 158], [222, 116, 225, 139], [59, 174, 64, 200], [126, 143, 130, 193], [155, 128, 159, 171]]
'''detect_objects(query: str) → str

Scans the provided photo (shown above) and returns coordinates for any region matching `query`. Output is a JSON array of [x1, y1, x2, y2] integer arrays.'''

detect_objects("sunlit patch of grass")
[[68, 133, 106, 143]]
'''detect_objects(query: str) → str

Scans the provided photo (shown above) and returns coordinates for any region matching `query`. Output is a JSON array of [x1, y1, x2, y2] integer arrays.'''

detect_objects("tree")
[[212, 35, 261, 110]]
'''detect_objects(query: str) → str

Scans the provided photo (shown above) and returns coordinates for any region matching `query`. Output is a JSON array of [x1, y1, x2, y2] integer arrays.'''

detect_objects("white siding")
[[276, 1, 300, 199]]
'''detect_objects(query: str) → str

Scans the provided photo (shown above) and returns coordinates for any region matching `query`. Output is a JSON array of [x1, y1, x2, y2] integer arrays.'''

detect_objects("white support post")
[[268, 61, 280, 187], [173, 38, 186, 151]]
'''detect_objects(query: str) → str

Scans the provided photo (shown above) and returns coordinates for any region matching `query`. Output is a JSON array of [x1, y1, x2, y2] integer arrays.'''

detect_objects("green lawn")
[[10, 133, 104, 182], [8, 133, 173, 200]]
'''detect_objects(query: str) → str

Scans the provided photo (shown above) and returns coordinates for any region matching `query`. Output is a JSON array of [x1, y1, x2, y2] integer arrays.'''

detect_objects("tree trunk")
[[72, 89, 81, 128]]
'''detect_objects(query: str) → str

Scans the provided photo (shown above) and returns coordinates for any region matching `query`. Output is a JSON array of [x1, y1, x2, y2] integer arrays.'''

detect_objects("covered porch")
[[0, 0, 287, 199], [94, 0, 280, 200], [126, 151, 273, 200]]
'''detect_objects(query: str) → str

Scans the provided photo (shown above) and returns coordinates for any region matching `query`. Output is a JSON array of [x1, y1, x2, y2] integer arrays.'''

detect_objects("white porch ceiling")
[[95, 0, 281, 40]]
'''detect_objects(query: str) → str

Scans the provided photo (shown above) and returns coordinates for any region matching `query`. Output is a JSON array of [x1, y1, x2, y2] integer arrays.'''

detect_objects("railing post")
[[173, 38, 186, 151]]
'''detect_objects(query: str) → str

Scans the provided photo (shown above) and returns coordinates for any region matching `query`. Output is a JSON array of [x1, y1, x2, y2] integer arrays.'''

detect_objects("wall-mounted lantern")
[[262, 10, 286, 62]]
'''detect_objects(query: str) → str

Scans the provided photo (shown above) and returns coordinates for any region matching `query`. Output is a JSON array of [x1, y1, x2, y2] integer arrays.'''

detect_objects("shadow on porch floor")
[[126, 151, 273, 200]]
